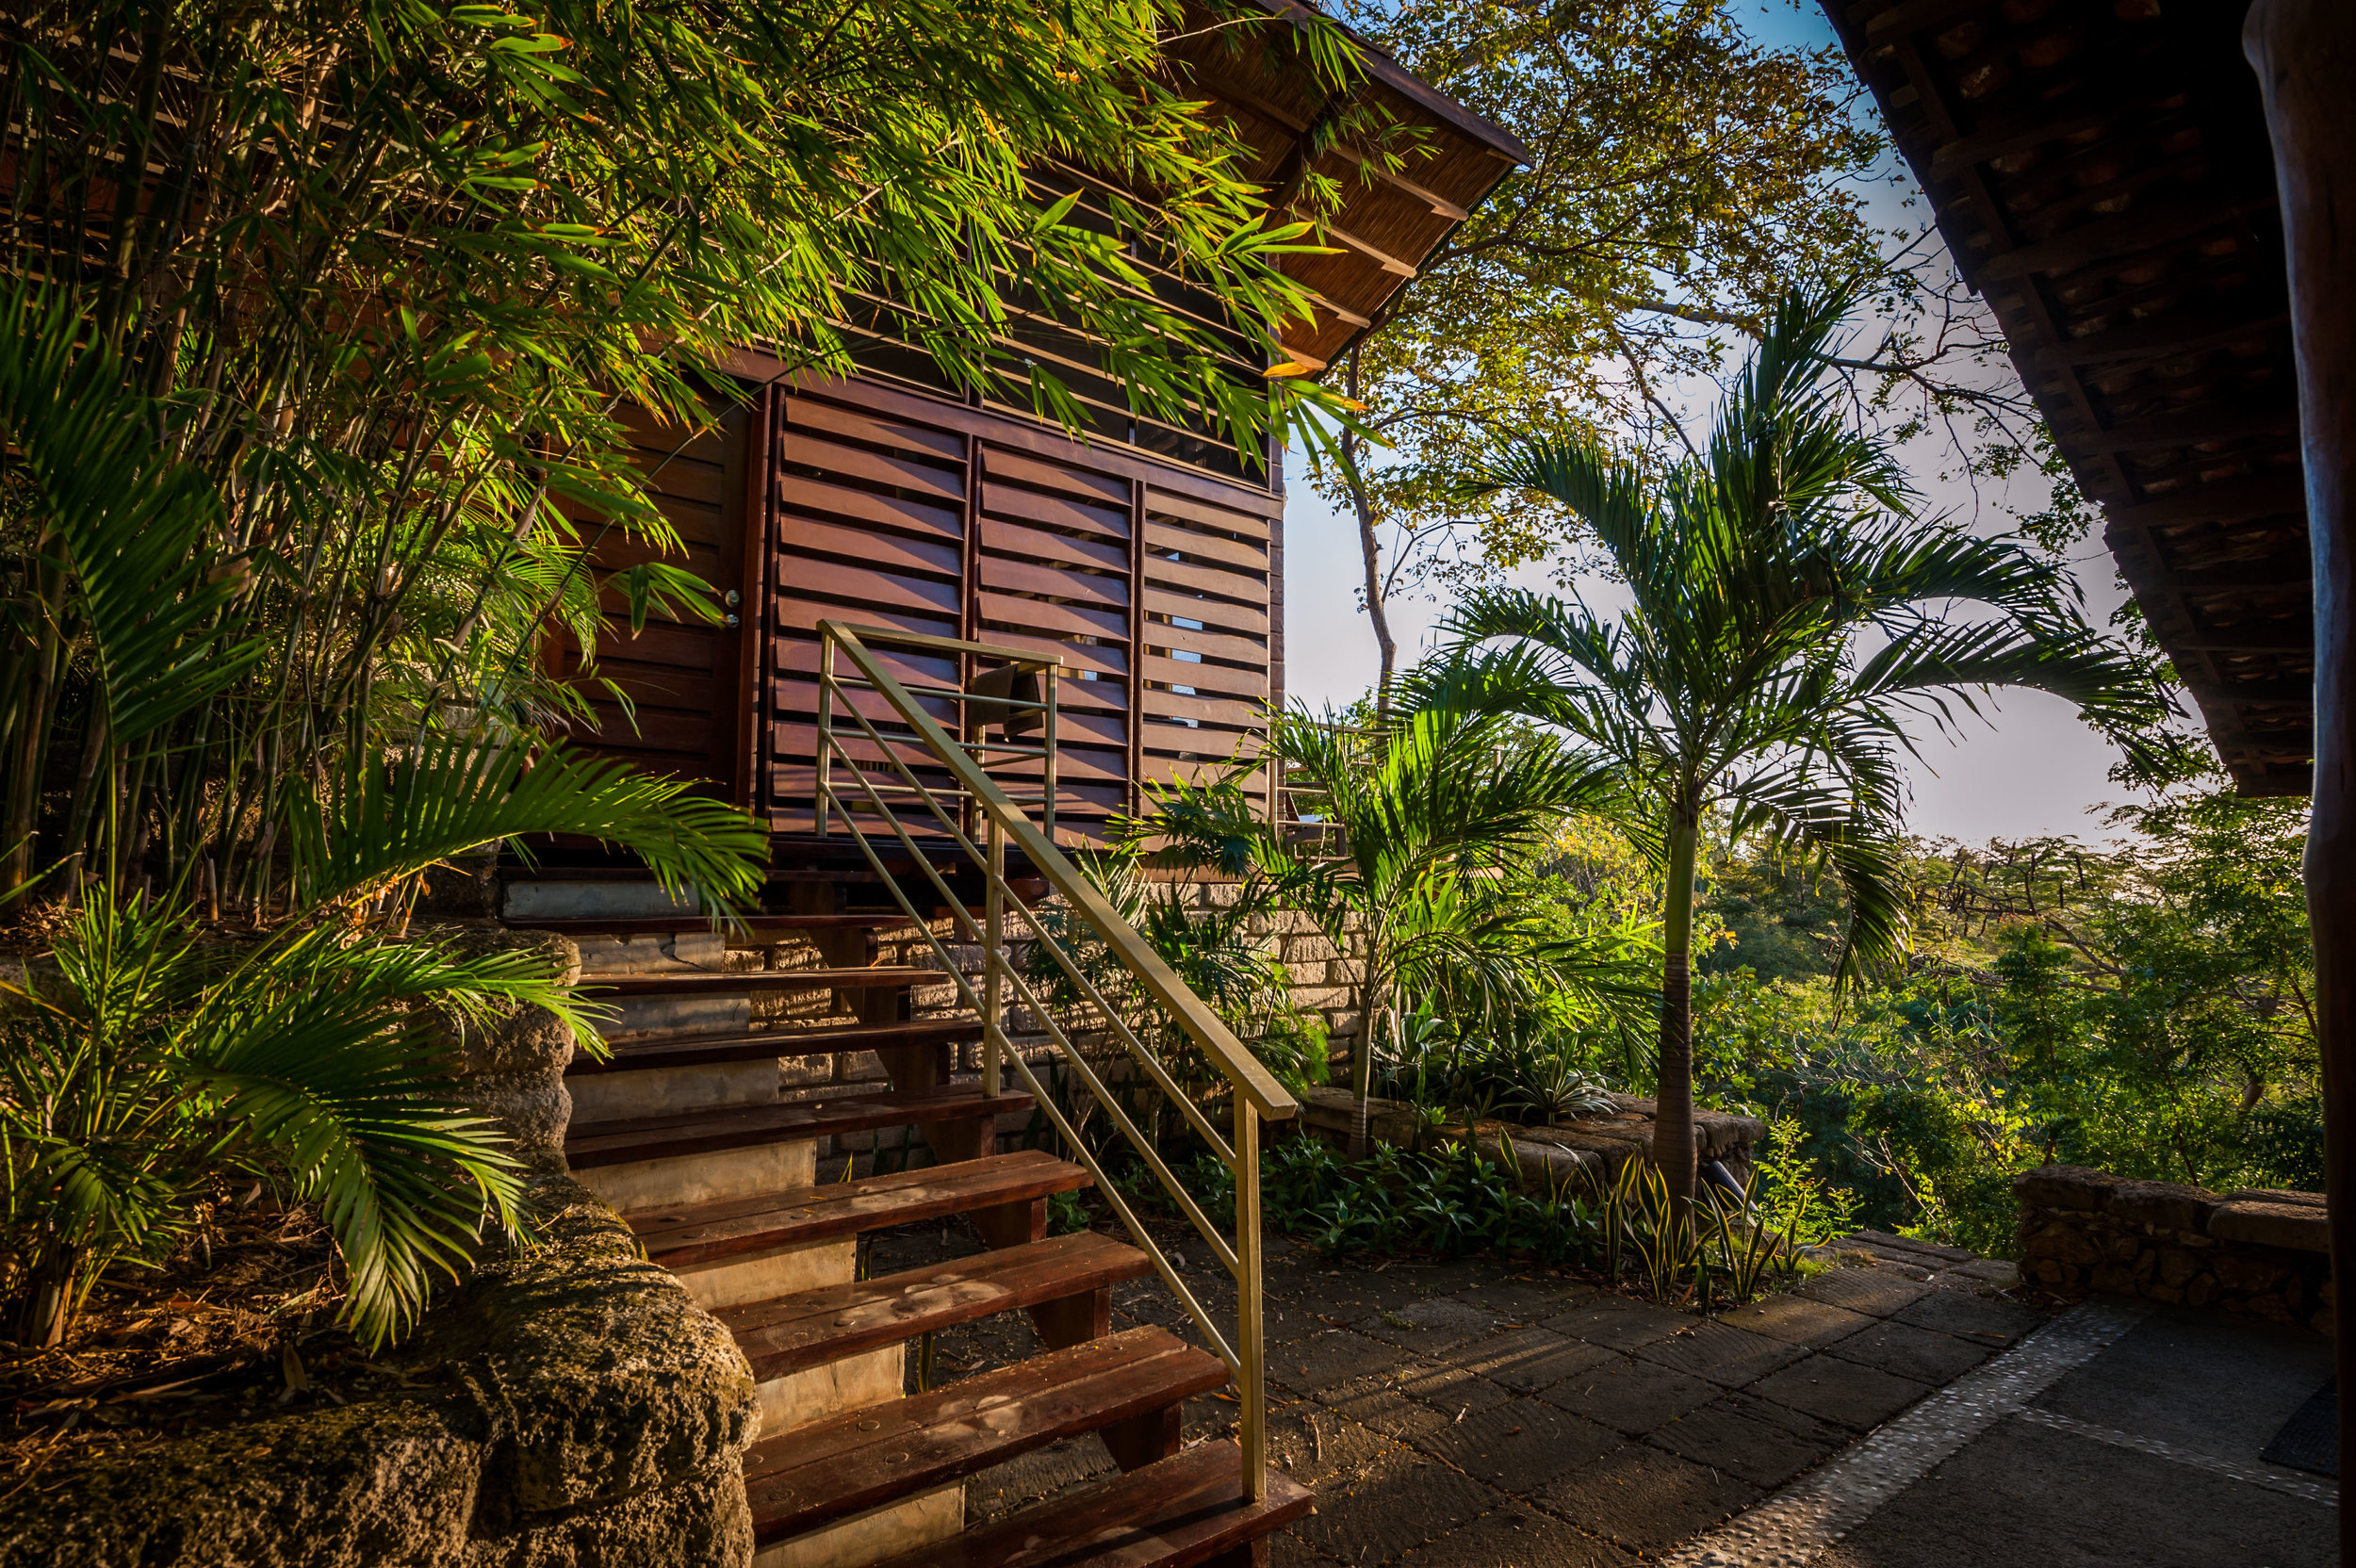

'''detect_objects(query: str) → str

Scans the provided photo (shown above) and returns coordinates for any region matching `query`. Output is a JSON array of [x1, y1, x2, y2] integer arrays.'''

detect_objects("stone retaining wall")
[[0, 1170, 759, 1568], [2014, 1165, 2332, 1333], [1295, 1086, 1765, 1193], [1, 925, 760, 1567]]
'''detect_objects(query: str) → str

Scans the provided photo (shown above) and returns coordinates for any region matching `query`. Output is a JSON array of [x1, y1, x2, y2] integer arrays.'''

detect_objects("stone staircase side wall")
[[2015, 1164, 2333, 1333]]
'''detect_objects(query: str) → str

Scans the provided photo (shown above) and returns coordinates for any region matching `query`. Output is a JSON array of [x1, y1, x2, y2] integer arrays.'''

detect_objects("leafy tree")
[[1415, 285, 2166, 1214], [1305, 0, 2103, 710], [0, 0, 1366, 898], [1148, 705, 1629, 1153]]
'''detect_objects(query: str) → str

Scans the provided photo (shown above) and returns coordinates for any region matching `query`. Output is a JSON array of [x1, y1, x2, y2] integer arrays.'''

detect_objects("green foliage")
[[1025, 838, 1331, 1109], [1258, 1136, 1601, 1267], [0, 888, 601, 1348], [1306, 0, 1893, 677], [0, 0, 1370, 901], [1672, 779, 2319, 1254], [1416, 283, 2166, 1207], [1377, 1003, 1621, 1127], [1136, 706, 1646, 1142]]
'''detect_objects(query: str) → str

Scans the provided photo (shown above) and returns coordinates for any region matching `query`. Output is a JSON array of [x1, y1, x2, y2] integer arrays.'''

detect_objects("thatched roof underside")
[[1822, 0, 2307, 795]]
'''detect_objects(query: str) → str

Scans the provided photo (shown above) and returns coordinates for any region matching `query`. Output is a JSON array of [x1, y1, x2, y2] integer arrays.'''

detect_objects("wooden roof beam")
[[1979, 195, 2278, 285], [2061, 394, 2300, 455], [2166, 625, 2313, 652], [2101, 471, 2309, 531], [2032, 308, 2290, 373], [2184, 678, 2315, 705], [1319, 221, 1416, 278], [2110, 556, 2311, 593]]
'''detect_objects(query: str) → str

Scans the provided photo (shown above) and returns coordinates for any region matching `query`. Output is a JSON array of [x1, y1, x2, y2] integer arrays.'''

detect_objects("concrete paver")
[[910, 1210, 2329, 1568]]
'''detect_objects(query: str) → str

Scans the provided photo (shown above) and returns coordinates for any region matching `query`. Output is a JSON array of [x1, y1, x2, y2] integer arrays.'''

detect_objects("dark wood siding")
[[752, 374, 1282, 844], [553, 400, 754, 792]]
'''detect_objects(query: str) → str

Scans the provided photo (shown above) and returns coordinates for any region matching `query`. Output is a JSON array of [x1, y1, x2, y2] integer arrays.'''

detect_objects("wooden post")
[[2244, 9, 2356, 1562], [984, 812, 1005, 1100], [1235, 1101, 1266, 1502]]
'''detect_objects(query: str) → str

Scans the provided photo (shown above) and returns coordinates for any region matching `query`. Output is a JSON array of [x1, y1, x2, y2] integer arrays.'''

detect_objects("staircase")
[[512, 622, 1307, 1568]]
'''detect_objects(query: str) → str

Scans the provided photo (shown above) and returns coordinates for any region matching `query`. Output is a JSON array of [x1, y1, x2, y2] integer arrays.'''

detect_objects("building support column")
[[2246, 7, 2356, 1558]]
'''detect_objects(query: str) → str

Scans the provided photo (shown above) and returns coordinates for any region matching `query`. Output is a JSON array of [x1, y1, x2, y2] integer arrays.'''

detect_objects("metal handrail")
[[812, 618, 1295, 1502]]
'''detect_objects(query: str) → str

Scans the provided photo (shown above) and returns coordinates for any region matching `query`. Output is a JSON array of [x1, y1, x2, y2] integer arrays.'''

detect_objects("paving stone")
[[1397, 1501, 1628, 1568], [1645, 1395, 1844, 1488], [1269, 1328, 1412, 1393], [1359, 1295, 1504, 1354], [1541, 1295, 1690, 1350], [1792, 1264, 1938, 1317], [1265, 1300, 1333, 1344], [1535, 1442, 1762, 1552], [1747, 1352, 1937, 1431], [1311, 1266, 1453, 1321], [1395, 1358, 1520, 1418], [1452, 1274, 1597, 1321], [1713, 1292, 1879, 1348], [1891, 1289, 2045, 1347], [1410, 1395, 1622, 1491], [1277, 1397, 1410, 1490], [1541, 1358, 1720, 1436], [1270, 1528, 1345, 1568], [1947, 1257, 2021, 1286], [1324, 1373, 1458, 1444], [1635, 1319, 1808, 1388], [1825, 1320, 1997, 1384], [1848, 1228, 1975, 1263], [1456, 1327, 1618, 1395], [1288, 1447, 1501, 1567]]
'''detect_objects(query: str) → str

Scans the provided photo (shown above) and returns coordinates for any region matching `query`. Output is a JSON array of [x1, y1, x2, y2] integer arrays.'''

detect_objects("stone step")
[[743, 1326, 1228, 1546], [869, 1441, 1314, 1568], [719, 1232, 1151, 1383]]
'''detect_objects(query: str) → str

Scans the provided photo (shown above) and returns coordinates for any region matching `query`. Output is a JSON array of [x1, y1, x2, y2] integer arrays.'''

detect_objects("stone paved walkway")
[[893, 1218, 2078, 1565], [1243, 1230, 2042, 1568]]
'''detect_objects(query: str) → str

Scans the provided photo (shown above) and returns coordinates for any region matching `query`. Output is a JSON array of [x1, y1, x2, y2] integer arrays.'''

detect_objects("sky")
[[1275, 2, 2177, 849]]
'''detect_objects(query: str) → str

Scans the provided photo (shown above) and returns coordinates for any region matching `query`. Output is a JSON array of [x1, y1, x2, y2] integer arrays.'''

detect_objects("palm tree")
[[1417, 285, 2168, 1213], [0, 286, 770, 1348], [1153, 704, 1628, 1155]]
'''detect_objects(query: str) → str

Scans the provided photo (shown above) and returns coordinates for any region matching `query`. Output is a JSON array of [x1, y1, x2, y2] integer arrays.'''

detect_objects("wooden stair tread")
[[511, 914, 919, 936], [564, 1085, 1032, 1169], [744, 1326, 1228, 1544], [719, 1233, 1151, 1381], [569, 1017, 983, 1076], [870, 1442, 1313, 1568], [579, 966, 937, 994], [628, 1150, 1091, 1267]]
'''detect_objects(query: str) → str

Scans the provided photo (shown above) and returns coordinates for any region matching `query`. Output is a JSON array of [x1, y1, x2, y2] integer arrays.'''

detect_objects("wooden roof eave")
[[1819, 0, 2311, 796]]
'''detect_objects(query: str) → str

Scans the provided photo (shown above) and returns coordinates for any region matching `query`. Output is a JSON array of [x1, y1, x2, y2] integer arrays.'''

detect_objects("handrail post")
[[984, 808, 1005, 1099], [815, 630, 838, 838], [1235, 1099, 1266, 1501], [1042, 665, 1058, 842]]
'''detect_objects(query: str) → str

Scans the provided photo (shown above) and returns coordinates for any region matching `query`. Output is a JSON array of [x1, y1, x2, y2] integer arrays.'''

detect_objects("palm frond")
[[291, 737, 766, 915]]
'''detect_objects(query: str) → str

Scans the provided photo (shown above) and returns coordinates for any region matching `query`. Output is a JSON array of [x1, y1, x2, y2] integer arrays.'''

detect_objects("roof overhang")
[[1170, 3, 1529, 372], [1820, 0, 2308, 795]]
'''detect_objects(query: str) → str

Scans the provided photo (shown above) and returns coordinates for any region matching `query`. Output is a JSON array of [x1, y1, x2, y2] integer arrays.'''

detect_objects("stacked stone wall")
[[2014, 1165, 2332, 1333]]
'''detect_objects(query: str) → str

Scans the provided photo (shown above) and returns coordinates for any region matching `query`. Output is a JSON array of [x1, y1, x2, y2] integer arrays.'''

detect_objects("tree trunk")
[[2244, 8, 2356, 1565], [1342, 348, 1399, 726], [1349, 995, 1381, 1160], [1653, 807, 1699, 1217]]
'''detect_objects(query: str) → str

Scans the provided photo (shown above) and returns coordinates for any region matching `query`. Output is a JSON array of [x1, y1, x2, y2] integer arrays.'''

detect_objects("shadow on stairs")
[[509, 874, 1309, 1568]]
